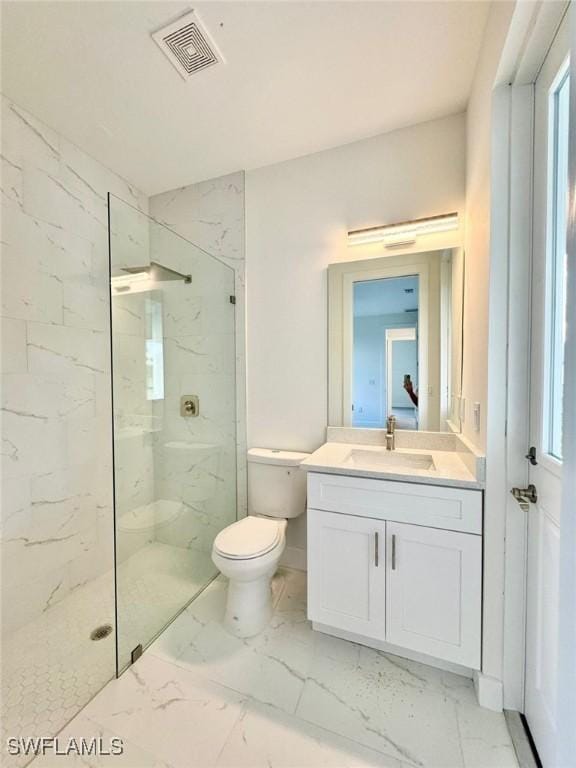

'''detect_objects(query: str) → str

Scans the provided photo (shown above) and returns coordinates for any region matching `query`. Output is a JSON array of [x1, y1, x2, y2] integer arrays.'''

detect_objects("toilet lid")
[[214, 517, 282, 559]]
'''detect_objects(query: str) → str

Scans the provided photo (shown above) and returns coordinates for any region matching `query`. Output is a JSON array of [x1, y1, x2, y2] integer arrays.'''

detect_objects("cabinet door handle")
[[391, 534, 397, 570], [374, 532, 379, 567]]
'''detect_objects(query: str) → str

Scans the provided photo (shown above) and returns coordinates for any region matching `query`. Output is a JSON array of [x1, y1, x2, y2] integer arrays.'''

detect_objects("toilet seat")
[[214, 517, 283, 560]]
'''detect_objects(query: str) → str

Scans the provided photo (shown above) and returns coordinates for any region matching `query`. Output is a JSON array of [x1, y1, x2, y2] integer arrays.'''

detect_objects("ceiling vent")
[[152, 10, 223, 80]]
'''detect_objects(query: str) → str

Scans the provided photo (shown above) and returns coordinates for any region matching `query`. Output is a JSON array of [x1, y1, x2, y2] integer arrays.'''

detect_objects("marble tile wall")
[[111, 289, 156, 564], [145, 217, 239, 556], [149, 172, 247, 519], [0, 93, 147, 649], [0, 97, 248, 766]]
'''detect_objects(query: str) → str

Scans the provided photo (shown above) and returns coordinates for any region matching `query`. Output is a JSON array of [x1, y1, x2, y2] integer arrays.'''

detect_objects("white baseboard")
[[474, 672, 504, 711], [280, 546, 307, 571], [313, 622, 473, 678]]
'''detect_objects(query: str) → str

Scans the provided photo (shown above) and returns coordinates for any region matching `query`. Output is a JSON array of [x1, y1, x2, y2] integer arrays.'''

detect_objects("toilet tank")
[[247, 448, 310, 519]]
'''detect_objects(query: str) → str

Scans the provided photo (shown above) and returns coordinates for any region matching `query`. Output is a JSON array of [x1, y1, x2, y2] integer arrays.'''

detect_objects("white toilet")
[[212, 448, 309, 637]]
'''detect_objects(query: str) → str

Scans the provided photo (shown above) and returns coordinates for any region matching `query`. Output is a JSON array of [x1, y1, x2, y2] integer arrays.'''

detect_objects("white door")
[[524, 13, 570, 767], [307, 509, 386, 639], [386, 522, 482, 668]]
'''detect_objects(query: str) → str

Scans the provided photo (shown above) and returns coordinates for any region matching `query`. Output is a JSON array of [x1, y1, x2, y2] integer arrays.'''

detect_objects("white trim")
[[496, 1, 570, 86], [474, 672, 504, 712], [484, 83, 512, 697], [491, 0, 573, 718], [556, 8, 576, 763], [440, 253, 452, 429], [313, 622, 474, 679], [502, 84, 534, 712]]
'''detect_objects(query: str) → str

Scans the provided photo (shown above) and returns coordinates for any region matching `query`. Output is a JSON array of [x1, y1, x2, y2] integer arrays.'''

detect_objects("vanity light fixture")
[[347, 212, 459, 248]]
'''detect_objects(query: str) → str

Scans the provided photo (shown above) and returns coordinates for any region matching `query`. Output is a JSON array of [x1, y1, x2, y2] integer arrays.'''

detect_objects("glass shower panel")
[[108, 195, 237, 673]]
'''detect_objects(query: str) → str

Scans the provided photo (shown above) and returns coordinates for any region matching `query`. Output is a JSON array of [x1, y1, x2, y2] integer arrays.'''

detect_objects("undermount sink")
[[343, 448, 436, 471]]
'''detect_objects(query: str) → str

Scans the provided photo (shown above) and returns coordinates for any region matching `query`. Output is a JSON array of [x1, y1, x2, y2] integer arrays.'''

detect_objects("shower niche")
[[108, 194, 237, 672]]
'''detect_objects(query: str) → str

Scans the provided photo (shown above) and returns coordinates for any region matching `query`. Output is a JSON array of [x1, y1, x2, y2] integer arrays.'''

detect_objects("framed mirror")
[[328, 248, 464, 432]]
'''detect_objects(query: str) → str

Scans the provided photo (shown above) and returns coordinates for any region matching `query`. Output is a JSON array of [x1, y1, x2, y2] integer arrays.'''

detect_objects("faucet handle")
[[386, 414, 397, 431]]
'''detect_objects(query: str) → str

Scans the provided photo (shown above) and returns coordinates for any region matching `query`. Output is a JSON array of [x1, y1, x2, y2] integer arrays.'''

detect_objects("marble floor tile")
[[22, 566, 518, 768], [170, 573, 312, 714], [456, 698, 520, 768], [296, 652, 464, 767], [79, 654, 246, 768], [1, 542, 216, 768], [147, 577, 227, 663], [216, 699, 407, 768], [115, 541, 216, 669], [30, 716, 173, 767]]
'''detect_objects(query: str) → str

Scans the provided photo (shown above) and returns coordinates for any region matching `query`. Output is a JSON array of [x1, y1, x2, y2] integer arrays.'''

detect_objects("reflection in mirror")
[[328, 249, 464, 432], [353, 276, 420, 429]]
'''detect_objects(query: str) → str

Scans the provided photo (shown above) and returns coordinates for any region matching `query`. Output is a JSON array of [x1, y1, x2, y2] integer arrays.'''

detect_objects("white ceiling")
[[1, 1, 490, 195], [354, 276, 419, 317]]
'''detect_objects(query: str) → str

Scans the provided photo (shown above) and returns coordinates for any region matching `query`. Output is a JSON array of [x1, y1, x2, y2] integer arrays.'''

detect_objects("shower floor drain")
[[90, 624, 113, 641]]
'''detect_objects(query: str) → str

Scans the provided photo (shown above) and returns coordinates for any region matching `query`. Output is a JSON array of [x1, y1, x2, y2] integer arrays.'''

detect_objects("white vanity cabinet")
[[385, 521, 481, 667], [307, 472, 483, 670], [307, 509, 387, 639]]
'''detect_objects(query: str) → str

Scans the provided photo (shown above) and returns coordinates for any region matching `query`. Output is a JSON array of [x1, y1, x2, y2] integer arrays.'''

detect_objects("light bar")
[[348, 213, 459, 248]]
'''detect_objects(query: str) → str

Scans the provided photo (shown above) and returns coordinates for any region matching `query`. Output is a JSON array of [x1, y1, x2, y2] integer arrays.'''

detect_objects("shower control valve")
[[181, 395, 199, 417]]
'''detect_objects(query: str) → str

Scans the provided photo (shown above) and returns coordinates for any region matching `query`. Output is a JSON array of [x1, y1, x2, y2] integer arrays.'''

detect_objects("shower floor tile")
[[26, 568, 520, 768], [116, 542, 215, 669], [1, 542, 214, 768]]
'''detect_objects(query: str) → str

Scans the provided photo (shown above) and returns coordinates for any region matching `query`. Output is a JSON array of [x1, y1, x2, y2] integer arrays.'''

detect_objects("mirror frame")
[[328, 248, 464, 433]]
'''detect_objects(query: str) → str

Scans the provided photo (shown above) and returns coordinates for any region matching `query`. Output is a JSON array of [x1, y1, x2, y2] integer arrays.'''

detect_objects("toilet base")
[[224, 574, 274, 638]]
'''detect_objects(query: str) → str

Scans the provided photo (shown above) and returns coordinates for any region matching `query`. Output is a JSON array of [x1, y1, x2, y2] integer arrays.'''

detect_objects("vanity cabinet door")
[[386, 522, 481, 669], [307, 509, 386, 639]]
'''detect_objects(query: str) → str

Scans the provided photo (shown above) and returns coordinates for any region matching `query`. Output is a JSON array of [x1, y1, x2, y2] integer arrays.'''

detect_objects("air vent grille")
[[153, 11, 223, 80]]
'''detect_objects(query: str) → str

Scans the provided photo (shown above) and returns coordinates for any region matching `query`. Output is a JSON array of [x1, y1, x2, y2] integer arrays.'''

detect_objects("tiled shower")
[[109, 195, 238, 670], [0, 96, 247, 766]]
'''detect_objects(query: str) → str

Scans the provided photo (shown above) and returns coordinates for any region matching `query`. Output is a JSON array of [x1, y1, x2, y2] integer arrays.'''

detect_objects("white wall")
[[463, 1, 515, 451], [246, 113, 466, 454], [246, 114, 465, 564]]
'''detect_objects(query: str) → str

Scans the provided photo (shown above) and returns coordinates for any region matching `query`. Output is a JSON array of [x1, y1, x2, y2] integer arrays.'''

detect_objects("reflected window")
[[145, 294, 165, 401]]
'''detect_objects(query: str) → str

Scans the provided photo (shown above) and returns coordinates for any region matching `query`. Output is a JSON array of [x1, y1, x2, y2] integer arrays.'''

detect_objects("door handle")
[[511, 484, 538, 505], [374, 532, 379, 567], [391, 534, 396, 570]]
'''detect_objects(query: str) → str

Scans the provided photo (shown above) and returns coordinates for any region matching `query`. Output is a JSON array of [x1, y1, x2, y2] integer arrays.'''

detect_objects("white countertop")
[[300, 441, 483, 489]]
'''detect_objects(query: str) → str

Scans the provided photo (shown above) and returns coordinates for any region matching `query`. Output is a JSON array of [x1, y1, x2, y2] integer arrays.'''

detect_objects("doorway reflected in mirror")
[[352, 276, 420, 429]]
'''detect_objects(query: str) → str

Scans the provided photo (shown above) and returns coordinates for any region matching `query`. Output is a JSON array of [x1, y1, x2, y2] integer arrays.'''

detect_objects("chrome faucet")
[[386, 415, 397, 451]]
